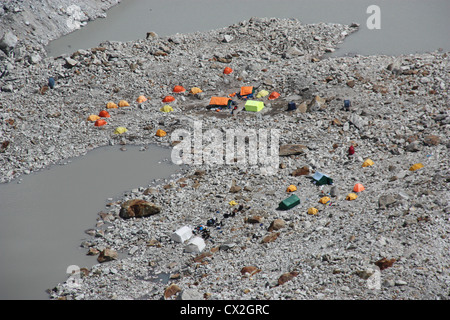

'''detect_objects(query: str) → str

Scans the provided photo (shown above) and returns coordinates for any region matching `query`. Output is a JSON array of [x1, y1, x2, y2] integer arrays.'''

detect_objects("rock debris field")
[[1, 9, 449, 300]]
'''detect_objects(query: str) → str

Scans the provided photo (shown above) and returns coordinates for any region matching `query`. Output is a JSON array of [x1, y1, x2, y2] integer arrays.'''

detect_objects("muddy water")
[[0, 145, 179, 300], [46, 0, 450, 57]]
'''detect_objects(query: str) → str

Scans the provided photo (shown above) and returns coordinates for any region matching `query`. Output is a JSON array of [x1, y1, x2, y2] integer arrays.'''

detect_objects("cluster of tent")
[[86, 99, 136, 134], [276, 149, 425, 216]]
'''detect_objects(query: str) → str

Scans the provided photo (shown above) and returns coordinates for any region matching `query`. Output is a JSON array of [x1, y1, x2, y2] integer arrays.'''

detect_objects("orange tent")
[[353, 183, 365, 192], [94, 119, 107, 127], [156, 129, 166, 137], [240, 86, 254, 96], [136, 95, 147, 103], [268, 91, 280, 100], [118, 100, 130, 107], [286, 185, 297, 192], [106, 101, 118, 109], [209, 97, 231, 106], [162, 96, 175, 103], [98, 110, 110, 118], [223, 67, 233, 75], [173, 85, 186, 93]]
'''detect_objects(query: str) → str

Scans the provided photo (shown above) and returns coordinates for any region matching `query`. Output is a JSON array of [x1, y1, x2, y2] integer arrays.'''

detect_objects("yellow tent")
[[189, 87, 203, 95], [87, 114, 100, 121], [229, 200, 238, 206], [156, 129, 166, 137], [106, 101, 118, 109], [307, 207, 319, 215], [409, 163, 424, 171], [118, 100, 130, 107], [114, 127, 128, 134], [160, 105, 174, 112], [362, 159, 374, 167], [136, 95, 147, 103], [256, 90, 269, 98], [346, 193, 358, 201], [319, 196, 331, 204], [286, 185, 297, 192]]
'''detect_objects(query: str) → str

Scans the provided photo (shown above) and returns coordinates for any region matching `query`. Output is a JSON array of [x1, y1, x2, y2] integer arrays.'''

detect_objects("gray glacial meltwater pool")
[[0, 145, 179, 299]]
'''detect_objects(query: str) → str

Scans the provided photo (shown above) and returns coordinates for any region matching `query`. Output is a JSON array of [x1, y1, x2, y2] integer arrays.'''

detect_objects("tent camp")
[[245, 100, 264, 112], [312, 171, 333, 186]]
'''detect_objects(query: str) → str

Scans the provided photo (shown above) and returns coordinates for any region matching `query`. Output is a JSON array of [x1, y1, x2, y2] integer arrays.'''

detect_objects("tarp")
[[362, 159, 374, 167], [118, 100, 130, 107], [87, 114, 100, 121], [409, 163, 424, 171], [114, 127, 128, 134], [160, 105, 174, 112], [256, 90, 269, 98], [106, 101, 118, 109], [245, 100, 264, 112]]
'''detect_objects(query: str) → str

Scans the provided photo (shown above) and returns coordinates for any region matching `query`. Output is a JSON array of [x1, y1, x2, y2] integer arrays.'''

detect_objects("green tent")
[[245, 100, 264, 112], [278, 194, 300, 210]]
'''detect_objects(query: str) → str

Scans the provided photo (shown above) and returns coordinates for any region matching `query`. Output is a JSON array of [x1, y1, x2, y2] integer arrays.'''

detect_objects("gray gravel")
[[0, 4, 449, 300]]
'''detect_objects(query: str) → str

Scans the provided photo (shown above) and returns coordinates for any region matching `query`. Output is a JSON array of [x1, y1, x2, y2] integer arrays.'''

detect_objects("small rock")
[[277, 271, 299, 285], [177, 289, 203, 300], [119, 199, 161, 219], [97, 248, 118, 263], [268, 219, 285, 231], [378, 195, 397, 209], [164, 284, 181, 299], [291, 166, 310, 176]]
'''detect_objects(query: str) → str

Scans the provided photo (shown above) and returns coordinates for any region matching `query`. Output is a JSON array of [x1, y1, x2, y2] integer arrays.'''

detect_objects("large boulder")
[[119, 199, 161, 219], [0, 31, 18, 54]]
